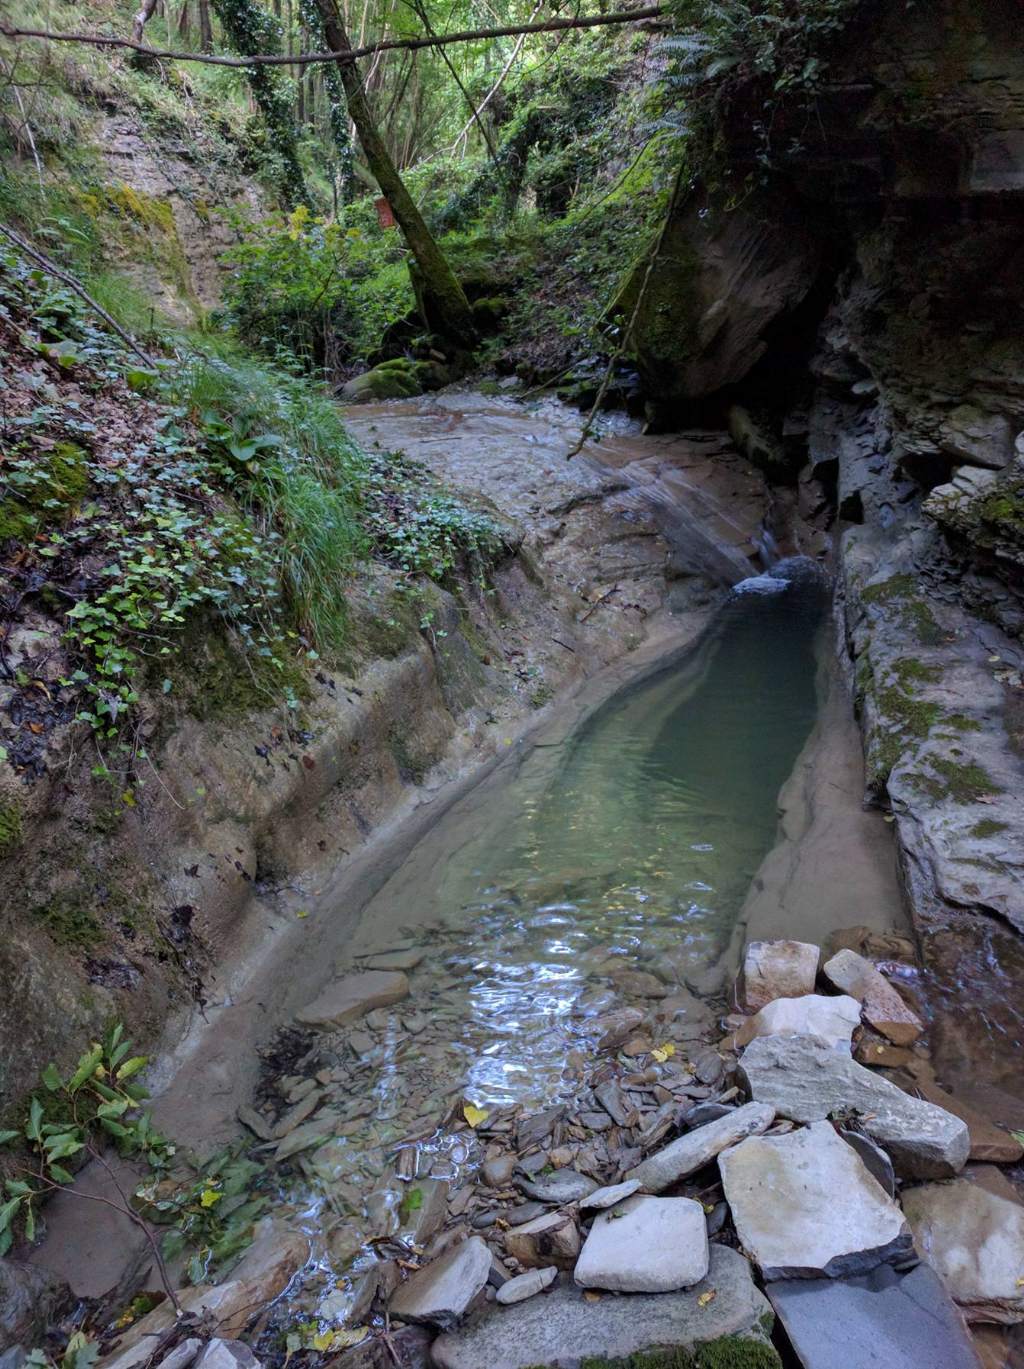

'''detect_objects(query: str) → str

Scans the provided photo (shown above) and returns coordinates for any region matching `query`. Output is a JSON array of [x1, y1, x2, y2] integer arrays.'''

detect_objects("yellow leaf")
[[310, 1332, 333, 1353], [295, 909, 310, 919], [583, 1291, 602, 1303], [698, 1289, 717, 1308], [199, 1188, 222, 1208], [463, 1103, 489, 1128], [332, 1329, 368, 1349], [651, 1042, 676, 1062]]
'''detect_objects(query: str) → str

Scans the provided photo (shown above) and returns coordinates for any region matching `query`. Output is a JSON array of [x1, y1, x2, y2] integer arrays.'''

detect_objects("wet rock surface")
[[720, 1122, 913, 1280]]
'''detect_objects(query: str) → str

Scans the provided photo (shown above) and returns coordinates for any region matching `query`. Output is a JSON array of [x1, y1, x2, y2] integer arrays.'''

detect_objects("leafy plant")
[[0, 1024, 179, 1306]]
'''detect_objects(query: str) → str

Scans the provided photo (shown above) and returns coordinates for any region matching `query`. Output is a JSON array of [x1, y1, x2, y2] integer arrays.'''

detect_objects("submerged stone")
[[767, 1263, 981, 1369], [719, 1122, 913, 1280], [628, 1101, 776, 1193], [431, 1245, 780, 1369], [739, 1034, 969, 1179], [573, 1194, 709, 1293], [295, 971, 410, 1028]]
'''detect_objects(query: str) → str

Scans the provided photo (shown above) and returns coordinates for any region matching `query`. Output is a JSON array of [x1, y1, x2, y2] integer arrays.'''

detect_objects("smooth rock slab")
[[496, 1267, 558, 1305], [628, 1100, 776, 1193], [388, 1236, 491, 1327], [431, 1245, 779, 1369], [574, 1195, 709, 1293], [767, 1263, 981, 1369], [822, 949, 923, 1045], [734, 993, 861, 1051], [579, 1179, 640, 1211], [901, 1178, 1024, 1324], [740, 1034, 969, 1179], [295, 971, 409, 1028], [518, 1169, 597, 1205], [719, 1122, 913, 1280], [742, 939, 820, 1011]]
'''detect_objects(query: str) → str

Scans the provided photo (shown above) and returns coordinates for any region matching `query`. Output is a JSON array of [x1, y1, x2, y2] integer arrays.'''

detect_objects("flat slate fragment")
[[431, 1245, 779, 1369], [720, 1123, 913, 1281], [627, 1100, 775, 1192], [767, 1263, 981, 1369], [573, 1195, 709, 1293], [739, 1033, 969, 1179], [295, 971, 409, 1027]]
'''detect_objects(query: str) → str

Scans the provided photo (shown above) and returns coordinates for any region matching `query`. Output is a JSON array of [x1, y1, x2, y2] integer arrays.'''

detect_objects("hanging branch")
[[0, 7, 665, 70], [0, 222, 156, 367], [565, 158, 688, 460]]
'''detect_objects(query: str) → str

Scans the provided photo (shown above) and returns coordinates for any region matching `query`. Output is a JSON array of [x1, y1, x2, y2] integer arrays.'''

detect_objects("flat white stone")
[[573, 1195, 709, 1293], [496, 1267, 558, 1305], [579, 1179, 641, 1211], [719, 1122, 913, 1280], [628, 1101, 776, 1193], [389, 1237, 491, 1327], [734, 993, 861, 1051]]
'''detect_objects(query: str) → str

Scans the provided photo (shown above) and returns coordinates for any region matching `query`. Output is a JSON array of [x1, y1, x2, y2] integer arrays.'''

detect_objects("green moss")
[[696, 1336, 781, 1369], [893, 657, 941, 685], [877, 687, 941, 739], [160, 624, 309, 720], [0, 440, 89, 543], [941, 713, 983, 734], [912, 756, 1000, 804], [0, 800, 23, 858], [33, 893, 103, 948], [861, 575, 943, 646], [970, 819, 1009, 839]]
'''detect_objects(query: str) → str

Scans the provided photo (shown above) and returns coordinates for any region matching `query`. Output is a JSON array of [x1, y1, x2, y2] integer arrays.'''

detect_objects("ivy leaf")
[[69, 1045, 104, 1092], [41, 1063, 63, 1092]]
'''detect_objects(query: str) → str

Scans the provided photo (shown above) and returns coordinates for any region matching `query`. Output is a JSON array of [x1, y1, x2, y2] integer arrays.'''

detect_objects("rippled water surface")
[[257, 566, 828, 1306]]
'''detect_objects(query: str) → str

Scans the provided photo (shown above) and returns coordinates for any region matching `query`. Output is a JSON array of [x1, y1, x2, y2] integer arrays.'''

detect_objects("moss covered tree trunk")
[[210, 0, 308, 208], [313, 0, 476, 347]]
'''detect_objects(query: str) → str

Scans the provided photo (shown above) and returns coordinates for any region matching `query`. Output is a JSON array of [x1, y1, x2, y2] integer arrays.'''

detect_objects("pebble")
[[496, 1267, 558, 1305]]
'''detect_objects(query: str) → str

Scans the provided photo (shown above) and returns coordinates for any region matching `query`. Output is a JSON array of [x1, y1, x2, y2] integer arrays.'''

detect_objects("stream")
[[253, 559, 828, 1321]]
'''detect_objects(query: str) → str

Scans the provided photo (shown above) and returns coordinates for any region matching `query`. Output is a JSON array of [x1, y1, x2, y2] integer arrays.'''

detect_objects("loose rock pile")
[[94, 930, 1024, 1369]]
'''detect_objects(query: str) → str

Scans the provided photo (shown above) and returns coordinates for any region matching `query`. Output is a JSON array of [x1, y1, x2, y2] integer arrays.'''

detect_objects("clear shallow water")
[[264, 561, 829, 1294], [424, 559, 829, 1105]]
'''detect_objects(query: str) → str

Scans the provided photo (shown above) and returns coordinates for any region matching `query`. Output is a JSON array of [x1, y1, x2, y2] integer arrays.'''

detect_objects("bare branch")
[[0, 7, 664, 71]]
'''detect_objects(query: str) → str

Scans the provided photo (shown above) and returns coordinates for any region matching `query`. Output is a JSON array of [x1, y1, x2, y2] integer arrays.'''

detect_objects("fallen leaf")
[[651, 1042, 676, 1063], [199, 1188, 222, 1208], [583, 1291, 602, 1303], [698, 1289, 717, 1308], [295, 909, 310, 919], [463, 1103, 489, 1127]]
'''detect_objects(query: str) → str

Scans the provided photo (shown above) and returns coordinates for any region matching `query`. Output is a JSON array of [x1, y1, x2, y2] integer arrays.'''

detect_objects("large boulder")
[[431, 1245, 780, 1369], [739, 1034, 969, 1179], [719, 1122, 913, 1280], [614, 188, 819, 407]]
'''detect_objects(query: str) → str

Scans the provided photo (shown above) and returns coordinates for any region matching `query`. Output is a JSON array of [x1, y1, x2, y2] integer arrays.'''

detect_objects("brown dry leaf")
[[583, 1292, 602, 1303], [698, 1289, 717, 1308]]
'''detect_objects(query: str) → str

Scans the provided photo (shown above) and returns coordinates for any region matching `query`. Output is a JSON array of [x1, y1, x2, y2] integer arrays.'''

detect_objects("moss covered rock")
[[340, 361, 423, 403], [612, 188, 819, 406]]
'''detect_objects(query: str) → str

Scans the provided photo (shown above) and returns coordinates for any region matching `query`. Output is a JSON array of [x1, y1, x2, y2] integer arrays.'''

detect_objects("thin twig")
[[0, 8, 664, 70], [0, 222, 155, 366]]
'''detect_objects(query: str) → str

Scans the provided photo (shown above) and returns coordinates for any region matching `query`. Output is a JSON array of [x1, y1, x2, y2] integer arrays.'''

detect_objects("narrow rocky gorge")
[[3, 0, 1024, 1366]]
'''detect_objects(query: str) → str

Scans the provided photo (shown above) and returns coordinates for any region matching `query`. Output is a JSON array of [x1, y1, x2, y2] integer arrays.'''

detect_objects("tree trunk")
[[313, 0, 475, 347], [198, 0, 213, 50]]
